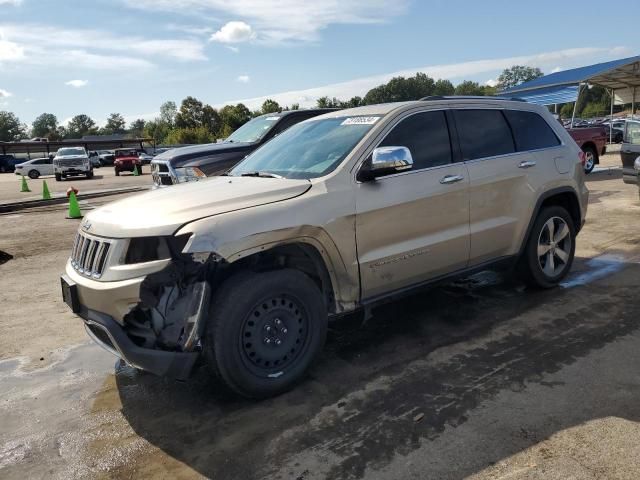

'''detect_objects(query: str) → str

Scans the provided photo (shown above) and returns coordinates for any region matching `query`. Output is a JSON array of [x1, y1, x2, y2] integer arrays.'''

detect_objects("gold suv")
[[61, 98, 589, 398]]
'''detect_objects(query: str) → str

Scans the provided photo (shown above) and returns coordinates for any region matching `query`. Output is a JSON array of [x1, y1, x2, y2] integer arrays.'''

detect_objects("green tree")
[[159, 101, 177, 127], [343, 96, 363, 108], [219, 103, 252, 137], [129, 119, 146, 138], [289, 103, 300, 110], [261, 99, 281, 114], [175, 96, 206, 129], [31, 113, 58, 139], [66, 114, 97, 138], [164, 126, 214, 145], [454, 80, 486, 96], [103, 113, 126, 135], [363, 73, 436, 105], [0, 111, 26, 141], [316, 96, 344, 108], [433, 79, 455, 96], [497, 65, 543, 89]]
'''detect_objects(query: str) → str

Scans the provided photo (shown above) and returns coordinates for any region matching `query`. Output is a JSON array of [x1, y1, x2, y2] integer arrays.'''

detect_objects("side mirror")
[[357, 146, 413, 181]]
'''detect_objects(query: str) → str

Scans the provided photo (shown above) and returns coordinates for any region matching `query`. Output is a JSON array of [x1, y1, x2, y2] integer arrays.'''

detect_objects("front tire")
[[55, 173, 62, 181], [204, 269, 328, 398], [518, 206, 576, 288], [28, 169, 40, 179], [86, 170, 94, 179], [582, 145, 597, 174]]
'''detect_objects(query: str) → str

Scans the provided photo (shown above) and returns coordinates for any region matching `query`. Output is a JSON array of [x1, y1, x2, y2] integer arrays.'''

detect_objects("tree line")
[[0, 65, 618, 144]]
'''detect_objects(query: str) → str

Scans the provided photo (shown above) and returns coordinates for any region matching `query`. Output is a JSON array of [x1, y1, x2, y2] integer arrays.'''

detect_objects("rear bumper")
[[80, 305, 199, 380]]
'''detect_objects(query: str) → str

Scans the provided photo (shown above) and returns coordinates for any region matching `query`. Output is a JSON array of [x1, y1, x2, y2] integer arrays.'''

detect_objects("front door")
[[621, 121, 640, 184], [355, 110, 470, 299]]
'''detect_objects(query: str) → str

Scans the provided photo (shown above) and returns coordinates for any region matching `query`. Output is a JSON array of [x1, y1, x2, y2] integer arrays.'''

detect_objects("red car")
[[565, 125, 607, 174], [114, 149, 142, 176]]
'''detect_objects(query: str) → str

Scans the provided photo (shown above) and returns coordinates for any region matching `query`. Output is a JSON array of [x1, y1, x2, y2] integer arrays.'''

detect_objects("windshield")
[[230, 115, 380, 179], [56, 148, 85, 156], [226, 115, 281, 143]]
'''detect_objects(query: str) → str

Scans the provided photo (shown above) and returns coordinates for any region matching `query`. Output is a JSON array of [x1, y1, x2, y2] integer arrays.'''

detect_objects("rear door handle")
[[440, 174, 464, 184], [518, 160, 537, 168]]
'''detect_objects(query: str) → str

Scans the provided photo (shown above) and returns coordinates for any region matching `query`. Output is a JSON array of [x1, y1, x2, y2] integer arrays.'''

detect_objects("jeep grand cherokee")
[[61, 97, 588, 398]]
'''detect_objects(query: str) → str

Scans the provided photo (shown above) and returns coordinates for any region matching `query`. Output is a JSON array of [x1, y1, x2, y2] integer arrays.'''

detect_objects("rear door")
[[621, 121, 640, 184], [356, 109, 470, 298], [454, 108, 545, 265]]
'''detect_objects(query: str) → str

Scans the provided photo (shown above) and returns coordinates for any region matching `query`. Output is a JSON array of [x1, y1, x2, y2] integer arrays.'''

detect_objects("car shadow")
[[586, 168, 623, 181], [113, 260, 640, 480]]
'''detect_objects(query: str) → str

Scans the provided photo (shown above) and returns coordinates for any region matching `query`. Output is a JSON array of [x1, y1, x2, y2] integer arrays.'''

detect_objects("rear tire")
[[582, 145, 597, 174], [518, 206, 576, 288], [204, 269, 328, 398], [28, 169, 40, 179], [115, 169, 120, 176]]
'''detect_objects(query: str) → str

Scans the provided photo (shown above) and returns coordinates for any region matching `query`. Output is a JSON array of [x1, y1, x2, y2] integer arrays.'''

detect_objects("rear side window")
[[504, 110, 560, 151], [379, 111, 452, 170], [454, 109, 515, 161]]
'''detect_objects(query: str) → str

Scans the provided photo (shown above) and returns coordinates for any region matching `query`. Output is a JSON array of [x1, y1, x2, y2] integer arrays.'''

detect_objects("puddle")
[[561, 254, 629, 288], [0, 250, 13, 265]]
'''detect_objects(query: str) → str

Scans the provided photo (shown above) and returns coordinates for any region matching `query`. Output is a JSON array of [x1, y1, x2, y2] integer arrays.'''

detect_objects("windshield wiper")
[[239, 171, 283, 179]]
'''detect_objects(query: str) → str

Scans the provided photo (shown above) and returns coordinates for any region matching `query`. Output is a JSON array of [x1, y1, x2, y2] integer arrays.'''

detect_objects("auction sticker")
[[341, 116, 380, 126]]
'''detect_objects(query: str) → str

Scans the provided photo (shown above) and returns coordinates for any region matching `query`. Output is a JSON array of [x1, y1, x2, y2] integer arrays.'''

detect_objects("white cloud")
[[237, 75, 250, 83], [166, 23, 213, 35], [226, 45, 239, 53], [0, 23, 207, 70], [214, 47, 632, 109], [0, 0, 22, 5], [210, 21, 254, 43], [65, 79, 88, 88], [0, 88, 12, 97], [551, 66, 563, 73], [124, 0, 409, 44], [485, 78, 498, 87]]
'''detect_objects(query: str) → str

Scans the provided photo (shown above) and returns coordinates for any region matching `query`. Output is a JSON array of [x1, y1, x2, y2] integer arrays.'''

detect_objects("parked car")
[[113, 149, 142, 176], [565, 125, 607, 173], [151, 109, 336, 187], [0, 154, 23, 173], [138, 152, 154, 165], [598, 120, 625, 143], [53, 147, 93, 181], [14, 157, 54, 178], [89, 151, 101, 168], [621, 120, 640, 188], [61, 97, 588, 398], [98, 150, 115, 166]]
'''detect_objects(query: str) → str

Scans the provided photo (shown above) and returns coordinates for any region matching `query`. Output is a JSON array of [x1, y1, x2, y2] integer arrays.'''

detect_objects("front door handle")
[[518, 160, 537, 168], [440, 174, 464, 184]]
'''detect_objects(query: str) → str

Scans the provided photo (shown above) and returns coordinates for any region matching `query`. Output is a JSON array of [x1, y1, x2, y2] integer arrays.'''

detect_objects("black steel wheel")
[[205, 269, 327, 398]]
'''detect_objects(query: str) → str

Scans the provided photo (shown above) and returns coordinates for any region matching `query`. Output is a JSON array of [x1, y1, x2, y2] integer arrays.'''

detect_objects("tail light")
[[578, 151, 586, 166]]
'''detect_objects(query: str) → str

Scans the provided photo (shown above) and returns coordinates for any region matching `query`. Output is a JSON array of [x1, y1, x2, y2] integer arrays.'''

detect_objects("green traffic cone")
[[42, 180, 51, 200], [20, 175, 30, 192], [66, 191, 82, 219], [133, 165, 140, 176]]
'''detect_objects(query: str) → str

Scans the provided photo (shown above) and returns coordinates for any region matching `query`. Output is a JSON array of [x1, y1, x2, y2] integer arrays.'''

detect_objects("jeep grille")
[[70, 232, 112, 278]]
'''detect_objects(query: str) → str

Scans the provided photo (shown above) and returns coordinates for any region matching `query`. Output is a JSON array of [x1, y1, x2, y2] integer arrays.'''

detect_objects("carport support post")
[[633, 87, 636, 118], [610, 88, 615, 144], [571, 83, 582, 128]]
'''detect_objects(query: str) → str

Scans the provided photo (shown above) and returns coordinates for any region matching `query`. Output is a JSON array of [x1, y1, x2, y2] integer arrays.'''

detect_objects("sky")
[[0, 0, 637, 126]]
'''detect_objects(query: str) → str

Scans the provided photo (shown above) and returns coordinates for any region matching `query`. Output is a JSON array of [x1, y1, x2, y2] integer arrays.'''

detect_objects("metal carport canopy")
[[498, 55, 640, 106]]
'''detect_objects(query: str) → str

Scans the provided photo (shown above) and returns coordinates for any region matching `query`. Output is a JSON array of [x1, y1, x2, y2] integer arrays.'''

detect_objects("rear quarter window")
[[454, 109, 515, 161], [504, 110, 560, 151]]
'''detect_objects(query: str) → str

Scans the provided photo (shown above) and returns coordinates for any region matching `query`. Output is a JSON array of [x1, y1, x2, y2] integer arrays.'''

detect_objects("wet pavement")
[[1, 168, 640, 479]]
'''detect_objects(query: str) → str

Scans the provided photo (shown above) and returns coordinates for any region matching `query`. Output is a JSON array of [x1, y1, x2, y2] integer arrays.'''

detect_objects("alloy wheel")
[[537, 216, 572, 277]]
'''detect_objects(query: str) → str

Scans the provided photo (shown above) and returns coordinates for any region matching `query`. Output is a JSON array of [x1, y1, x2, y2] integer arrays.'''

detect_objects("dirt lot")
[[1, 151, 639, 479], [0, 164, 153, 204]]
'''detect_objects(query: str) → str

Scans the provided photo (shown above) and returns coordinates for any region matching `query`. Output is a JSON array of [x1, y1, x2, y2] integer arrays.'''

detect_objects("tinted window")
[[379, 111, 451, 170], [504, 110, 560, 151], [33, 159, 47, 165], [454, 110, 515, 160]]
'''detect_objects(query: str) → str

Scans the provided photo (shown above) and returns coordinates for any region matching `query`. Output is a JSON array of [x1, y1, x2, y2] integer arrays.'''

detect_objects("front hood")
[[153, 142, 253, 168], [86, 176, 311, 238]]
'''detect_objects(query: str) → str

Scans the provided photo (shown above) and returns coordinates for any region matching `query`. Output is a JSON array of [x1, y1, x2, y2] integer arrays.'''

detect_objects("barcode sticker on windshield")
[[265, 117, 280, 121], [341, 117, 379, 126]]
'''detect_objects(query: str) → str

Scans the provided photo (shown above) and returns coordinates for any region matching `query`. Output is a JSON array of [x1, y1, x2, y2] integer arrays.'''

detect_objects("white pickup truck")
[[54, 147, 94, 181]]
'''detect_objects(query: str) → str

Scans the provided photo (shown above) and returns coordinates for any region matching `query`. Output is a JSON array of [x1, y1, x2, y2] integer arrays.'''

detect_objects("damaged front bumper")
[[62, 248, 214, 380]]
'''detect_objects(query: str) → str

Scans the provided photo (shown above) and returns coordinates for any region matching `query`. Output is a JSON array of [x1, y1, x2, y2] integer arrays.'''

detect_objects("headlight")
[[634, 157, 640, 172], [174, 167, 206, 183]]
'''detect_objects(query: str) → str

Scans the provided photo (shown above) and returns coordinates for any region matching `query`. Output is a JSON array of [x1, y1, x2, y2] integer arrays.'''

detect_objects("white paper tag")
[[341, 116, 379, 126], [265, 117, 280, 121]]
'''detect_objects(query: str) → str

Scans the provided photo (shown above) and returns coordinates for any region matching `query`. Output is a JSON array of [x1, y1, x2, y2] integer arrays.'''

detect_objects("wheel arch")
[[517, 187, 583, 260], [581, 141, 600, 163]]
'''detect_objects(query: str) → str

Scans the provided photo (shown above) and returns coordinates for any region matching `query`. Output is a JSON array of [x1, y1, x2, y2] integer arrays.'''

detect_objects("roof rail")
[[419, 95, 526, 102]]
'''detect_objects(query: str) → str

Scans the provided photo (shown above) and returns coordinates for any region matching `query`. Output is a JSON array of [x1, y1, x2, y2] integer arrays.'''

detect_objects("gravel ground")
[[0, 160, 639, 479]]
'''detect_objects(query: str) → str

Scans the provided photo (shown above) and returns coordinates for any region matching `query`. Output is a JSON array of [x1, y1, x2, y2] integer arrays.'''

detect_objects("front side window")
[[379, 111, 452, 171], [504, 110, 560, 151], [625, 121, 640, 145], [454, 109, 515, 161], [230, 116, 380, 179]]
